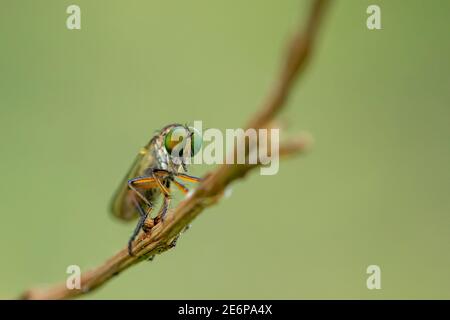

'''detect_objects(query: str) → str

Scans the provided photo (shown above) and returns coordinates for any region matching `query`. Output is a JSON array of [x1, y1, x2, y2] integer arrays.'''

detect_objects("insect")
[[110, 124, 202, 256]]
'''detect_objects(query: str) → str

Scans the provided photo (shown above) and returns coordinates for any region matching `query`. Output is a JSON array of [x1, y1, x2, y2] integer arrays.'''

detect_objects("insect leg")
[[151, 171, 172, 197], [171, 178, 189, 195], [159, 193, 172, 221], [152, 169, 194, 194], [151, 171, 175, 223], [152, 170, 171, 221], [175, 173, 202, 183], [128, 196, 153, 256], [127, 176, 158, 208]]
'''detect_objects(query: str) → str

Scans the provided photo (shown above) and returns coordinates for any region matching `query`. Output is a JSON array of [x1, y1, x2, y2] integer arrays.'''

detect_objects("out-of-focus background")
[[1, 0, 449, 299]]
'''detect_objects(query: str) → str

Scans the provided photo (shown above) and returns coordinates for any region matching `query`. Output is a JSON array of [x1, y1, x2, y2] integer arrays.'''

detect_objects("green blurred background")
[[1, 0, 449, 299]]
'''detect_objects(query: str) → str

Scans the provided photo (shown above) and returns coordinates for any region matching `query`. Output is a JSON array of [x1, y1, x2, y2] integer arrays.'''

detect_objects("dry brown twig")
[[21, 0, 330, 300]]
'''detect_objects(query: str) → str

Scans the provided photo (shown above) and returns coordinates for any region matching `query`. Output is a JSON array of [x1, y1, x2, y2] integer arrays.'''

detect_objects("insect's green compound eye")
[[164, 126, 202, 158], [164, 126, 187, 156]]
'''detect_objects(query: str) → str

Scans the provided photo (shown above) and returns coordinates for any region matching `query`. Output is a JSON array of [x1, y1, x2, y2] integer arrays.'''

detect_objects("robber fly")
[[110, 124, 202, 256]]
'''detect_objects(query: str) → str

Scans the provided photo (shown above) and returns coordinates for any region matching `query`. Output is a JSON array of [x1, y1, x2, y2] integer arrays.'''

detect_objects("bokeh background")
[[1, 0, 449, 299]]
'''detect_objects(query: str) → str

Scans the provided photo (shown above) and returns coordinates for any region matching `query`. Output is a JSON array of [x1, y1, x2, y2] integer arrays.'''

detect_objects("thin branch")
[[21, 0, 330, 300]]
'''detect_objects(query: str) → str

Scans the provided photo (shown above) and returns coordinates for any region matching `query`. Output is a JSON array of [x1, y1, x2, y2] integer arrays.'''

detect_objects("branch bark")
[[21, 0, 330, 300]]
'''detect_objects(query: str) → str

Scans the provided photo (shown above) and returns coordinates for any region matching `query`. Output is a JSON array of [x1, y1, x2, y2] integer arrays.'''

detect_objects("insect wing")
[[110, 148, 150, 221]]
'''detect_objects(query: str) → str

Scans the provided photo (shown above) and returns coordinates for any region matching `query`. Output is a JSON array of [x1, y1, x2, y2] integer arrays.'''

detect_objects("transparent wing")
[[110, 148, 153, 221]]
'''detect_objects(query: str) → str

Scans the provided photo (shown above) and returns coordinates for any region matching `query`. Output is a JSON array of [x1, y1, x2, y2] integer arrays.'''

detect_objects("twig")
[[21, 0, 330, 300]]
